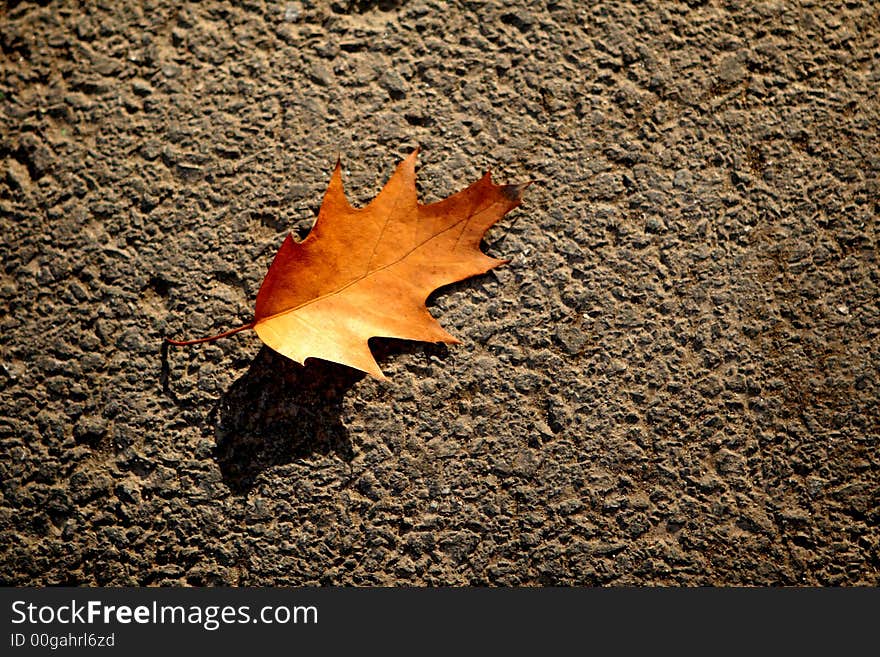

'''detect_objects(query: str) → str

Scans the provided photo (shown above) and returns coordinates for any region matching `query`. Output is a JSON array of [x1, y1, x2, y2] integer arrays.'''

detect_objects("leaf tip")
[[361, 362, 388, 380], [500, 182, 529, 203], [402, 146, 420, 169]]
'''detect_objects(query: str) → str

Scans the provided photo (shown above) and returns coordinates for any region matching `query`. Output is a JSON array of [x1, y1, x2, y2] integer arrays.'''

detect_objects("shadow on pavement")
[[214, 340, 449, 493], [214, 346, 363, 493]]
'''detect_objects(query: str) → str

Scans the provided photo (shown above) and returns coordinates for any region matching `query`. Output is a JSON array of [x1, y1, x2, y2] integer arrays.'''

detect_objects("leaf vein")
[[256, 200, 500, 326]]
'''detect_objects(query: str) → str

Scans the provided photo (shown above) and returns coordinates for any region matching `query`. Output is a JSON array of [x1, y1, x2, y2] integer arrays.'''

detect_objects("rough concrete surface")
[[1, 0, 878, 585]]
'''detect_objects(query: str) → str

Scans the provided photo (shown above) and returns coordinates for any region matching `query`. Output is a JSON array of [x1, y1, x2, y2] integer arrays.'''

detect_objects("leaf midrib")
[[255, 199, 496, 326]]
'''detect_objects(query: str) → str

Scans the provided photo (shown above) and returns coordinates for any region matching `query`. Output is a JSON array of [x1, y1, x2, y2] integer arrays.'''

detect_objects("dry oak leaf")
[[168, 150, 527, 378]]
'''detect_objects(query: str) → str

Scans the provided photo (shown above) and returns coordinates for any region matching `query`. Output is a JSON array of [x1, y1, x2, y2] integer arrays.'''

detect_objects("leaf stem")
[[165, 321, 255, 346]]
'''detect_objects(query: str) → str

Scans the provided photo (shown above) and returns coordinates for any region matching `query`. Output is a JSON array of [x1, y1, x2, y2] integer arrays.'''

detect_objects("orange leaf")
[[169, 150, 526, 378]]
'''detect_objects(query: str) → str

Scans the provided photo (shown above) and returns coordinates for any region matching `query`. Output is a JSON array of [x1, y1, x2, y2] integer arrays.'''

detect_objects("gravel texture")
[[1, 0, 878, 585]]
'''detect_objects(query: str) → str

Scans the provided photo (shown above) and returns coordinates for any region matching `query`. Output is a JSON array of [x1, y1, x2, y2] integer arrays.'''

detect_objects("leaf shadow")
[[213, 346, 363, 494], [214, 340, 449, 494]]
